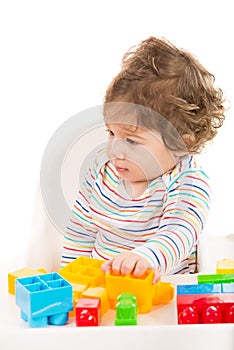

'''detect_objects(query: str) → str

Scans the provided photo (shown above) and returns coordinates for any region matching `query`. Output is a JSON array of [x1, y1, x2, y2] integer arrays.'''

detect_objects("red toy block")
[[177, 293, 234, 324], [75, 297, 101, 326]]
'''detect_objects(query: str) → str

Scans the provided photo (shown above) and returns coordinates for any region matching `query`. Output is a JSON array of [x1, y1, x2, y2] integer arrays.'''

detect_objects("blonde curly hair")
[[104, 36, 226, 153]]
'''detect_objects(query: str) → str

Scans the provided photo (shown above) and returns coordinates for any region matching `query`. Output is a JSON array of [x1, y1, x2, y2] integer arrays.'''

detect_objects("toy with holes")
[[105, 270, 174, 313], [177, 283, 234, 324], [15, 272, 73, 327], [59, 256, 174, 315], [216, 258, 234, 274], [59, 257, 108, 317], [58, 256, 106, 287]]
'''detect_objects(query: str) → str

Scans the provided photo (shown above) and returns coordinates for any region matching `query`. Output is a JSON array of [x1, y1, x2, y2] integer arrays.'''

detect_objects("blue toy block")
[[15, 272, 73, 327], [177, 283, 221, 295], [221, 283, 234, 293]]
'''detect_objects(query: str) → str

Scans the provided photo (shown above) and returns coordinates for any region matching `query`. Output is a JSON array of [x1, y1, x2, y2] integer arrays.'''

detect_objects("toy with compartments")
[[58, 256, 175, 314], [15, 272, 73, 327]]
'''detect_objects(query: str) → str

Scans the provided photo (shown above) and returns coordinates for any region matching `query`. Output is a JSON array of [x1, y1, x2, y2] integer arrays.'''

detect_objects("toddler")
[[62, 37, 226, 282]]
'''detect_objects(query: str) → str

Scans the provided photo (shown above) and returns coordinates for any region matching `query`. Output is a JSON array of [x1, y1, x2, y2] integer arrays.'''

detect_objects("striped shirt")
[[62, 148, 211, 275]]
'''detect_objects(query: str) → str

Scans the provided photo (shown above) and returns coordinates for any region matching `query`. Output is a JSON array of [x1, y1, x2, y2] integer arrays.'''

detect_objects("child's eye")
[[105, 129, 114, 137], [126, 138, 138, 145]]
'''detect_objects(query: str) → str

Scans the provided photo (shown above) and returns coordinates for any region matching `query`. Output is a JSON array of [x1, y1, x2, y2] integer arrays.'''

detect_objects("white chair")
[[26, 109, 234, 273], [26, 109, 106, 271]]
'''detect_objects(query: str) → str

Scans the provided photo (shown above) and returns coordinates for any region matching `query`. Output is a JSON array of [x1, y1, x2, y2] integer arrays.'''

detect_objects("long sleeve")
[[61, 158, 98, 266], [132, 163, 211, 274]]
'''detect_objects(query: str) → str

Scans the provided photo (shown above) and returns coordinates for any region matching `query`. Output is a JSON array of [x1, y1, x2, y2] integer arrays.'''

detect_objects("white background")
[[0, 0, 233, 268]]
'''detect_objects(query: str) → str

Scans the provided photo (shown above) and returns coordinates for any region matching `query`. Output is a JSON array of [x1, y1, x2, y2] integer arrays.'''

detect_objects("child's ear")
[[182, 134, 196, 147]]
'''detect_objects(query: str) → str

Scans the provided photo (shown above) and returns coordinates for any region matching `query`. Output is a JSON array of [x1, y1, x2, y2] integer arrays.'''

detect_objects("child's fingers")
[[133, 259, 148, 277], [111, 255, 125, 275], [147, 266, 161, 284], [119, 256, 139, 275], [101, 254, 161, 284], [101, 260, 112, 273], [102, 254, 139, 275]]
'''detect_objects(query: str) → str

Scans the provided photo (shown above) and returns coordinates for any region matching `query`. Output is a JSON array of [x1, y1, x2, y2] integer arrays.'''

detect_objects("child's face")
[[105, 122, 179, 185]]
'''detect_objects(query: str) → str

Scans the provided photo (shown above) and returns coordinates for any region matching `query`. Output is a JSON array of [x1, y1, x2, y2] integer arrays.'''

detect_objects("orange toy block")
[[69, 283, 88, 317], [58, 257, 105, 287], [216, 258, 234, 274], [105, 270, 155, 313], [8, 267, 46, 295], [81, 286, 110, 315], [152, 281, 175, 305]]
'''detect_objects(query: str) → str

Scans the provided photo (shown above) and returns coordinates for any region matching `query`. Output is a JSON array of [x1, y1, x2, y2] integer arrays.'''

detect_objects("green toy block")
[[198, 273, 234, 285], [114, 293, 138, 326]]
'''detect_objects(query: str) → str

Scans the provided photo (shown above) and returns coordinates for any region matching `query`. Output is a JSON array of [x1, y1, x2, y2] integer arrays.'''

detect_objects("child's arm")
[[102, 168, 210, 277], [61, 159, 98, 266]]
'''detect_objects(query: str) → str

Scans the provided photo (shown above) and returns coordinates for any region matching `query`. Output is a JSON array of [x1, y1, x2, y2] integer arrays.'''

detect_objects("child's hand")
[[101, 252, 160, 284]]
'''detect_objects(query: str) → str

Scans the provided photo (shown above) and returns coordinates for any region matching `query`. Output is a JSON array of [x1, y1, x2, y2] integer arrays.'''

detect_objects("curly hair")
[[104, 36, 226, 153]]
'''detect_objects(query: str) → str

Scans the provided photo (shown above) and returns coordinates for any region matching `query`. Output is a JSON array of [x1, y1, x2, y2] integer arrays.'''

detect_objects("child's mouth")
[[115, 166, 128, 173]]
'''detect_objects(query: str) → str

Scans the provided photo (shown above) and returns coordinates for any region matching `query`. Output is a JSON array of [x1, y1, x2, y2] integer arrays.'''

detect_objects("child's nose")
[[107, 139, 126, 159]]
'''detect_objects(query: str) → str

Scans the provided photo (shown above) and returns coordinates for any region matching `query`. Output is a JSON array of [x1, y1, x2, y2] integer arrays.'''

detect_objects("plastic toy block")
[[177, 283, 234, 324], [69, 283, 88, 317], [216, 258, 234, 274], [152, 282, 175, 305], [222, 283, 234, 293], [177, 283, 222, 295], [15, 272, 73, 327], [115, 293, 138, 326], [58, 256, 105, 287], [197, 273, 234, 284], [105, 270, 155, 313], [76, 297, 101, 326], [8, 267, 46, 295], [81, 286, 109, 315]]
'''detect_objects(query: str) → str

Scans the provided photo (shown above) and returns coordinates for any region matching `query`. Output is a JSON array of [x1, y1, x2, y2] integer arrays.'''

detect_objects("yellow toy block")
[[152, 281, 175, 305], [105, 270, 155, 313], [216, 258, 234, 274], [58, 256, 106, 287], [69, 283, 88, 316], [58, 257, 175, 316], [81, 286, 110, 315], [8, 267, 46, 295]]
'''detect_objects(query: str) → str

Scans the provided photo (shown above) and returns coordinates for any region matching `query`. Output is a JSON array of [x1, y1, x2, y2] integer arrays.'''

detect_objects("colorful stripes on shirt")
[[62, 148, 210, 275]]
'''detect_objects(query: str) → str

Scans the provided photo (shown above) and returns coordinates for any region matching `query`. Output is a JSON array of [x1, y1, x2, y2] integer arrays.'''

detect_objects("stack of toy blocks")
[[15, 272, 73, 327], [58, 256, 174, 326], [105, 270, 155, 313], [177, 273, 234, 324], [13, 256, 175, 327], [58, 257, 109, 326], [105, 270, 174, 313]]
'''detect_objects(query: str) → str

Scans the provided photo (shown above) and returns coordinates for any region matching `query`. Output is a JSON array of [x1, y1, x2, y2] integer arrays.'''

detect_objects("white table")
[[1, 266, 234, 350]]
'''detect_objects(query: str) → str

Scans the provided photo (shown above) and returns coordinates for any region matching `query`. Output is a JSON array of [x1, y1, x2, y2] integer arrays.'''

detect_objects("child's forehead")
[[103, 101, 162, 132], [106, 122, 139, 133], [105, 122, 162, 141]]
